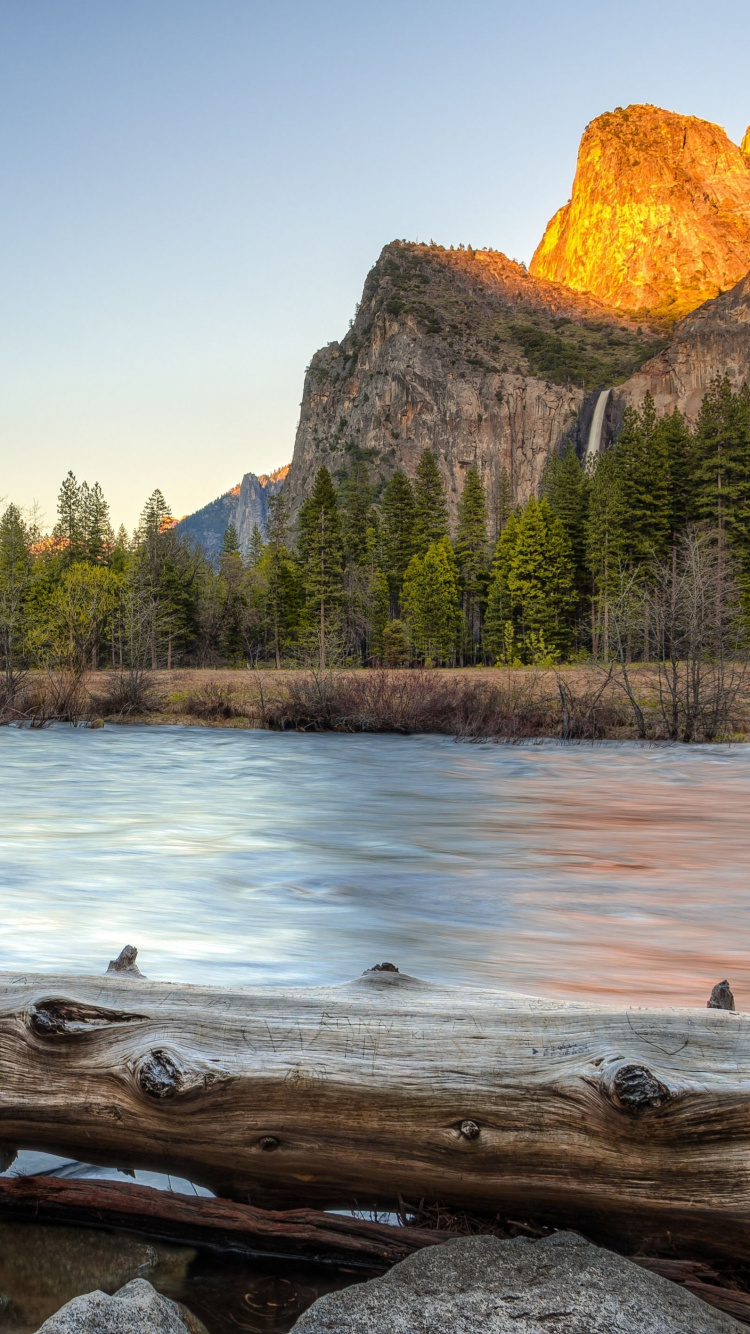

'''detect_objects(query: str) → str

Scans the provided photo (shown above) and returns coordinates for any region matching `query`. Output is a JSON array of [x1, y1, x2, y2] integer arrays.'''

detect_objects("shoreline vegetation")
[[1, 380, 749, 741], [2, 663, 749, 742]]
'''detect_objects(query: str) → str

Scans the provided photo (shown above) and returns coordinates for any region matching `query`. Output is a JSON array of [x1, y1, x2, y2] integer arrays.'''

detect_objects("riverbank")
[[3, 665, 749, 742]]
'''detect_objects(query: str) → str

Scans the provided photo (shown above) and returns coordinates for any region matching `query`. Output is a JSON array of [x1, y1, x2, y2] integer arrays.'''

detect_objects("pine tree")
[[585, 449, 628, 660], [455, 466, 489, 660], [506, 499, 577, 662], [297, 466, 344, 668], [654, 407, 695, 541], [369, 568, 390, 660], [247, 523, 264, 568], [0, 504, 32, 692], [402, 536, 460, 664], [53, 471, 83, 560], [260, 491, 301, 668], [694, 377, 750, 578], [483, 512, 520, 662], [542, 442, 589, 591], [381, 470, 416, 602], [341, 459, 376, 567], [222, 523, 242, 557], [413, 449, 449, 555], [491, 465, 513, 543], [80, 481, 113, 562], [614, 394, 671, 567]]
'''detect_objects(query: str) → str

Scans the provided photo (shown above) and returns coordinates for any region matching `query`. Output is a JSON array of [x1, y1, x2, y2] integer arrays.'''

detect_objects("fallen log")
[[0, 1175, 447, 1268], [1, 953, 749, 1258]]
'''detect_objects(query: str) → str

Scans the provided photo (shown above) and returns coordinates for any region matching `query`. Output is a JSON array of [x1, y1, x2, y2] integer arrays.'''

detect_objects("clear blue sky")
[[1, 0, 749, 532]]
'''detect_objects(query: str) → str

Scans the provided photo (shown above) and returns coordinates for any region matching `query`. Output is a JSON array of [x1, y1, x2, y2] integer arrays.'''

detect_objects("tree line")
[[1, 375, 749, 685]]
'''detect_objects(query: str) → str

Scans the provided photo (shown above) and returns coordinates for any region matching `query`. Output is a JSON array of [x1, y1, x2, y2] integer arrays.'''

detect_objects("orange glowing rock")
[[530, 104, 750, 323]]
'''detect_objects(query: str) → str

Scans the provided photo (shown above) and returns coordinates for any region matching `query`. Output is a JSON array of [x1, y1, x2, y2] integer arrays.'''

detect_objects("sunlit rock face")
[[284, 242, 661, 524], [530, 104, 750, 324]]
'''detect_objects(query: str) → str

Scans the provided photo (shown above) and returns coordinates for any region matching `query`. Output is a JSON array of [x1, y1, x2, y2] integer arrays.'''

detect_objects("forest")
[[0, 377, 749, 691]]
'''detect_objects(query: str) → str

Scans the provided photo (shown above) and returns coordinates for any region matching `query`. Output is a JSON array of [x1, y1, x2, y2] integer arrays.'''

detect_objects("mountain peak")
[[530, 103, 750, 323]]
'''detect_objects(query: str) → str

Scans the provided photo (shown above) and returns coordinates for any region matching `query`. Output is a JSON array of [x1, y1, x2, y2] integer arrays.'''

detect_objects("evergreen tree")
[[542, 442, 589, 591], [380, 470, 416, 602], [402, 536, 460, 664], [297, 466, 344, 668], [506, 498, 577, 662], [341, 459, 376, 567], [614, 394, 671, 567], [412, 449, 449, 555], [222, 523, 242, 557], [53, 471, 83, 560], [0, 504, 32, 692], [248, 523, 264, 568], [133, 490, 198, 668], [491, 465, 513, 543], [80, 481, 113, 562], [585, 449, 628, 659], [693, 377, 750, 579], [483, 512, 520, 662], [369, 568, 390, 660], [261, 491, 301, 668], [654, 407, 695, 542], [454, 466, 489, 659]]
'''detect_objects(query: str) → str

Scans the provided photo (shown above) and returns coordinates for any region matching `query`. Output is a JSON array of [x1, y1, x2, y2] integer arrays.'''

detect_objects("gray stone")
[[290, 1232, 745, 1334], [35, 1278, 204, 1334]]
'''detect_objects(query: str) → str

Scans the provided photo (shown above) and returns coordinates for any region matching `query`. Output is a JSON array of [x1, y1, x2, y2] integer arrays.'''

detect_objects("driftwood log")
[[1, 954, 749, 1258], [0, 1175, 446, 1268]]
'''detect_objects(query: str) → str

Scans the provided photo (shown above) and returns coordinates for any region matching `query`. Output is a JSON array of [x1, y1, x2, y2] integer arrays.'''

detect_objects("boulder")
[[290, 1232, 745, 1334], [35, 1278, 204, 1334]]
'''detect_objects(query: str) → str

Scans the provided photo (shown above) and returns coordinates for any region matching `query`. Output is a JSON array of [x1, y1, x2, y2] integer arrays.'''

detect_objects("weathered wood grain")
[[1, 961, 748, 1257], [0, 1175, 446, 1267]]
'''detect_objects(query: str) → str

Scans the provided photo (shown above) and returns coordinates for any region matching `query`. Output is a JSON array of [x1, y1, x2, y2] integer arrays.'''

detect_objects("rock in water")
[[289, 1233, 745, 1334], [531, 104, 750, 323], [34, 1278, 204, 1334]]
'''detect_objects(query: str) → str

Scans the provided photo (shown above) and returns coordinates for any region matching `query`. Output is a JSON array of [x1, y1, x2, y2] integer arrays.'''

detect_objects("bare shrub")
[[262, 669, 564, 738], [177, 680, 250, 721], [16, 670, 89, 726], [93, 669, 161, 719]]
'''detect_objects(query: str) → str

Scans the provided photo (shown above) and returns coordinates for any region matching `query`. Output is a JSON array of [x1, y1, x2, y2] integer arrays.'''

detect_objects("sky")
[[1, 0, 749, 533]]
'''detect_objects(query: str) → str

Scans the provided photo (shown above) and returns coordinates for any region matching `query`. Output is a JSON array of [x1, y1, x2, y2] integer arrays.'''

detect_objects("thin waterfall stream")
[[585, 387, 612, 461]]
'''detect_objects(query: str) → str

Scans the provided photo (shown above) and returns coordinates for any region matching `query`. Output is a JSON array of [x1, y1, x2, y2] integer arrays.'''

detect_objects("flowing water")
[[1, 724, 750, 1004], [2, 724, 750, 1330]]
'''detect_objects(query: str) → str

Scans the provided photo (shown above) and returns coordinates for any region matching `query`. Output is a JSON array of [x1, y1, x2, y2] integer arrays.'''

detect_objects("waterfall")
[[585, 388, 612, 463]]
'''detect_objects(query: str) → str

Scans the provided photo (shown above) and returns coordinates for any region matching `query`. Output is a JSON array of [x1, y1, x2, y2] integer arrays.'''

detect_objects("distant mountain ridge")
[[177, 465, 288, 559]]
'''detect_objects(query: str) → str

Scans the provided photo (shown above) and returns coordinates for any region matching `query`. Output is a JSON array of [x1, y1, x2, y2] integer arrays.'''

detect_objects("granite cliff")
[[284, 242, 663, 527], [530, 104, 750, 323], [618, 268, 750, 420], [177, 465, 288, 560]]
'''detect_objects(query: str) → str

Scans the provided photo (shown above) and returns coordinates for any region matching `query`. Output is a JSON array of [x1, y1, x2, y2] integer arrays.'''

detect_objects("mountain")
[[530, 104, 750, 323], [283, 241, 664, 527], [177, 466, 288, 560]]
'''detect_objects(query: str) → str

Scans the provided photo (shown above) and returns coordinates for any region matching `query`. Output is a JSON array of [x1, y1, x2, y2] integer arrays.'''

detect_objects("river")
[[1, 725, 749, 1006]]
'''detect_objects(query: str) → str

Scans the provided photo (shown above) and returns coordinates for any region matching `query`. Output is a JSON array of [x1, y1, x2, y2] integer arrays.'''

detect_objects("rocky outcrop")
[[177, 466, 288, 560], [531, 105, 750, 323], [35, 1279, 204, 1334], [0, 1224, 191, 1333], [618, 270, 750, 420], [290, 1233, 744, 1334], [284, 242, 662, 527]]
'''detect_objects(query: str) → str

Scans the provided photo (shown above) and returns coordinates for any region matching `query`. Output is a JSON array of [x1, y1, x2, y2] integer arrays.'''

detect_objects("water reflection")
[[0, 726, 748, 1005], [0, 1222, 355, 1333]]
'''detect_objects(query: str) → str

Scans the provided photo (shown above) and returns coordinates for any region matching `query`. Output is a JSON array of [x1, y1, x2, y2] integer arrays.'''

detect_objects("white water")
[[585, 387, 612, 462]]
